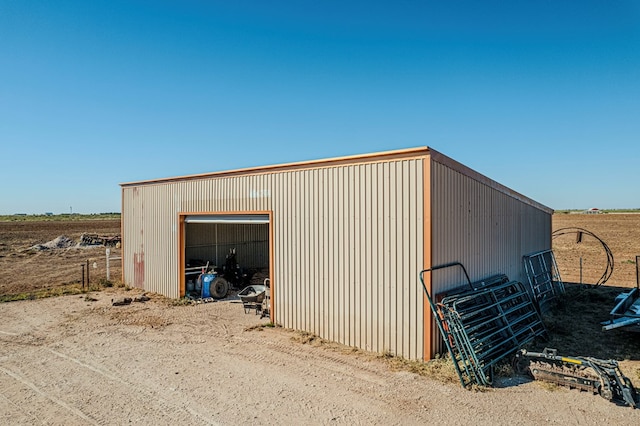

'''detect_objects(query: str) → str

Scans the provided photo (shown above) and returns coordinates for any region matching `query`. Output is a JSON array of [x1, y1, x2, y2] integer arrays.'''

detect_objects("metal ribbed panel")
[[269, 160, 425, 359], [428, 160, 551, 354], [185, 223, 269, 268], [431, 161, 551, 291], [122, 157, 426, 360]]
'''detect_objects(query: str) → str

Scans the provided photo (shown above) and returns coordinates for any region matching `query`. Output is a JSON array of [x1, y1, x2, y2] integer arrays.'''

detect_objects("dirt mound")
[[30, 235, 75, 251]]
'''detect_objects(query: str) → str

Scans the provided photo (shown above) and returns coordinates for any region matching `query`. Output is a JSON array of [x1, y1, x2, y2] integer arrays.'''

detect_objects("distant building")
[[45, 212, 54, 216]]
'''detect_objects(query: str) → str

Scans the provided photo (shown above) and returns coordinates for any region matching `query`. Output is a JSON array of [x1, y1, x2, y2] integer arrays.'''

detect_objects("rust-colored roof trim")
[[422, 156, 433, 360], [120, 147, 431, 187], [120, 145, 552, 214]]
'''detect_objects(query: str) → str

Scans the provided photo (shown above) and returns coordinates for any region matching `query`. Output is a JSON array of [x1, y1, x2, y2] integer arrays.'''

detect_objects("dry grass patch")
[[288, 328, 462, 384], [378, 352, 460, 384], [245, 322, 277, 331], [290, 330, 335, 347]]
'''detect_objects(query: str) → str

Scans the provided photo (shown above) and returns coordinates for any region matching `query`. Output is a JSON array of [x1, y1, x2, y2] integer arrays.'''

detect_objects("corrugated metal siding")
[[428, 160, 551, 353], [126, 183, 185, 296], [270, 160, 425, 360], [185, 223, 269, 268], [122, 158, 425, 360]]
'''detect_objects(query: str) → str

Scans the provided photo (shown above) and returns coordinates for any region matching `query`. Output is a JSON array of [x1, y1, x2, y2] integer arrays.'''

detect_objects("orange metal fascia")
[[120, 188, 125, 285], [120, 147, 432, 187], [423, 155, 433, 361], [268, 211, 274, 323], [178, 214, 186, 297]]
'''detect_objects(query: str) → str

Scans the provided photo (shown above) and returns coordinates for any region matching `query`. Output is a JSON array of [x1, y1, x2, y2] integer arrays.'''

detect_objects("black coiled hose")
[[552, 227, 614, 286]]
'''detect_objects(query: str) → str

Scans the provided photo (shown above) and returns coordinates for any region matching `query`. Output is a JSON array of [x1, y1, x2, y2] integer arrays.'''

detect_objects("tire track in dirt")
[[86, 303, 435, 423], [233, 330, 391, 384], [220, 331, 433, 423], [0, 365, 98, 425], [52, 349, 218, 425], [2, 344, 221, 426], [0, 389, 43, 424]]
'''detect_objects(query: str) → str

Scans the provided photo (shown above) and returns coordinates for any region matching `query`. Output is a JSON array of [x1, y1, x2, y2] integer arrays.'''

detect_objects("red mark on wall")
[[134, 252, 145, 289]]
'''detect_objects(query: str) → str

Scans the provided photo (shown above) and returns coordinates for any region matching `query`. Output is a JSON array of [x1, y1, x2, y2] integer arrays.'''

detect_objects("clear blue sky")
[[1, 1, 639, 214]]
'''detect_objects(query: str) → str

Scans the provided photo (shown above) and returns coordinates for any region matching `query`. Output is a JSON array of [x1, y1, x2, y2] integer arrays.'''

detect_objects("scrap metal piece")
[[602, 255, 640, 332], [516, 348, 639, 409]]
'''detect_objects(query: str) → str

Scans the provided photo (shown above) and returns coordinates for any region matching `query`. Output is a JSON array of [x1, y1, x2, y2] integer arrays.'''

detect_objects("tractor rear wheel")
[[211, 277, 229, 299]]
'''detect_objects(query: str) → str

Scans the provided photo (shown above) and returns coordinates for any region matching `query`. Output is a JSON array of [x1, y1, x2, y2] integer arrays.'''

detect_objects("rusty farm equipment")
[[515, 348, 639, 408]]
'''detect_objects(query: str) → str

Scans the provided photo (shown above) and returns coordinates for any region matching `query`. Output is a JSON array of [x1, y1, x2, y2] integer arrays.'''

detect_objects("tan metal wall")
[[271, 161, 425, 360], [122, 157, 426, 360], [428, 158, 552, 354], [122, 184, 185, 294], [122, 175, 274, 297], [121, 147, 552, 360]]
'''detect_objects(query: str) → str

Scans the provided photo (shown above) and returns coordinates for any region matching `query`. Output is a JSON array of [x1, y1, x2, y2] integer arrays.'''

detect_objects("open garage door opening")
[[181, 214, 271, 312]]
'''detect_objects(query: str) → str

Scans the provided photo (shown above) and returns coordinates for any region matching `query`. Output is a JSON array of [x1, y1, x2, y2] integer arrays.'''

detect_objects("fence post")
[[579, 257, 583, 285], [81, 264, 85, 289], [106, 248, 111, 281], [86, 259, 90, 285]]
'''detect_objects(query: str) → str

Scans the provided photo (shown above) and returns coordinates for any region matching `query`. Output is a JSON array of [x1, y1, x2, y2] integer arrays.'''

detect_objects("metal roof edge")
[[118, 145, 553, 214], [428, 148, 554, 214], [119, 146, 431, 187]]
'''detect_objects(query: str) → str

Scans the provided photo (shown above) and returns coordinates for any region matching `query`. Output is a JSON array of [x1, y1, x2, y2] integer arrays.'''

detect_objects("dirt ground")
[[1, 288, 639, 425], [1, 214, 640, 424], [0, 219, 121, 296]]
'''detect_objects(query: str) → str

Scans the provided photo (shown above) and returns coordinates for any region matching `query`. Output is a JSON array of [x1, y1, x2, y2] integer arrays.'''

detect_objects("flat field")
[[0, 214, 639, 425], [0, 218, 121, 298], [552, 213, 640, 287]]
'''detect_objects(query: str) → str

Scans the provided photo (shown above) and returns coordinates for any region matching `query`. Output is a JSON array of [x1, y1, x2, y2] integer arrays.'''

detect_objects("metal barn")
[[120, 147, 552, 360]]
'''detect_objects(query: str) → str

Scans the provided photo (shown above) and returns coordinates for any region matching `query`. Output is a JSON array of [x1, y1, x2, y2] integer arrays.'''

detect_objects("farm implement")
[[515, 348, 639, 409]]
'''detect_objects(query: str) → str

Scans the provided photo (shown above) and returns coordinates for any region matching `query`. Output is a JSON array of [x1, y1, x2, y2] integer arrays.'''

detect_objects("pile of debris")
[[30, 235, 75, 251], [112, 293, 151, 306], [78, 233, 121, 248], [29, 234, 121, 251]]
